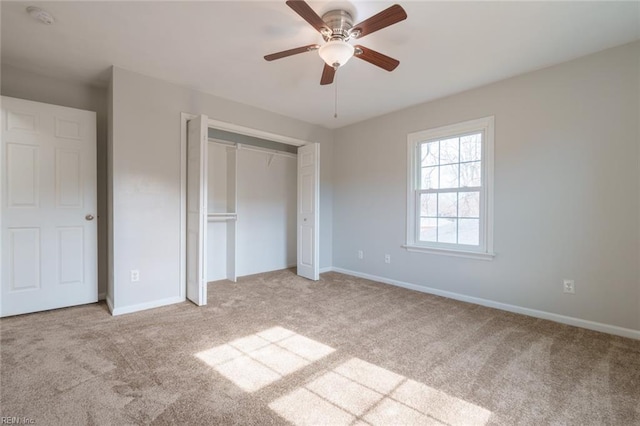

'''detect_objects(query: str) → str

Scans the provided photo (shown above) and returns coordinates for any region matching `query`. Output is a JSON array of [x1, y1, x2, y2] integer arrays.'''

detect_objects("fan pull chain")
[[334, 71, 338, 119]]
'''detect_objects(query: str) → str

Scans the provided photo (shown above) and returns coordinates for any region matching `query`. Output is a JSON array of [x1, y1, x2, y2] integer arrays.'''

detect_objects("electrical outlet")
[[131, 269, 140, 282], [357, 250, 364, 260], [384, 254, 391, 264], [563, 279, 575, 294]]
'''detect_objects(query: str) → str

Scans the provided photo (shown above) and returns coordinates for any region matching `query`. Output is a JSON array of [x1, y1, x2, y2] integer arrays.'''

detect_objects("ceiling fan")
[[264, 1, 407, 85]]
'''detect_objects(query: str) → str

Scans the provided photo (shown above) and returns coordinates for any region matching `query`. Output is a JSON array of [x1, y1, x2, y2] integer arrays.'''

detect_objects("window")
[[405, 117, 494, 259]]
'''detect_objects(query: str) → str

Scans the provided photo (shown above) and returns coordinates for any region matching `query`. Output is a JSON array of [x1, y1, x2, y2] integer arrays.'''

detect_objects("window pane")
[[437, 218, 457, 243], [458, 219, 479, 245], [460, 161, 481, 187], [420, 218, 437, 242], [439, 164, 459, 189], [438, 193, 457, 218], [420, 142, 439, 167], [420, 193, 437, 217], [460, 133, 482, 162], [421, 166, 439, 189], [458, 191, 480, 218], [439, 137, 459, 165]]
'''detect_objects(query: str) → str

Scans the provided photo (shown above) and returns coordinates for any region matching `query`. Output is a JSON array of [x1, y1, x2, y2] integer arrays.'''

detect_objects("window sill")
[[402, 244, 495, 261]]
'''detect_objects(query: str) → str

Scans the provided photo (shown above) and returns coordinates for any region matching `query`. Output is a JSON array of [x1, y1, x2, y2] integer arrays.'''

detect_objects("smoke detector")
[[26, 6, 55, 25]]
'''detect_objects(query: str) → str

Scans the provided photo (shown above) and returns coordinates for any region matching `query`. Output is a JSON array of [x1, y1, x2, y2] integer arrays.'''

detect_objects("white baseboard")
[[110, 296, 185, 316], [319, 266, 334, 274], [329, 267, 640, 341], [98, 292, 106, 301]]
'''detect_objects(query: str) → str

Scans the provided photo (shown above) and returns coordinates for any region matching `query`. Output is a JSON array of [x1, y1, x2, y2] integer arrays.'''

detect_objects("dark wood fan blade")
[[320, 64, 336, 85], [286, 0, 329, 34], [354, 45, 399, 71], [264, 44, 319, 61], [351, 4, 407, 39]]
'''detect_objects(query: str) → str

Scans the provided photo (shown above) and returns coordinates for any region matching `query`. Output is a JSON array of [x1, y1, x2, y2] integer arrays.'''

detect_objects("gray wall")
[[4, 42, 638, 332], [1, 63, 109, 298], [110, 67, 333, 311], [332, 42, 640, 331]]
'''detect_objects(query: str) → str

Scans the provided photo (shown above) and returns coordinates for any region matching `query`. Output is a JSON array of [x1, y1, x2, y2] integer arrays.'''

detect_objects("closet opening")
[[182, 114, 319, 306], [206, 129, 298, 283]]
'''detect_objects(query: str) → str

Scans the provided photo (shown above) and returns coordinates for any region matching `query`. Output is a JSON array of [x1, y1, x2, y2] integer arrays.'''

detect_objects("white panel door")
[[297, 143, 319, 280], [1, 96, 97, 317], [186, 115, 208, 306]]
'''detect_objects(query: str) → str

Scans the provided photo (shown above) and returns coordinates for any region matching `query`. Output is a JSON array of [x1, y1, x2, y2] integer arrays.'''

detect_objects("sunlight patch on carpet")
[[269, 358, 492, 425], [195, 326, 335, 392]]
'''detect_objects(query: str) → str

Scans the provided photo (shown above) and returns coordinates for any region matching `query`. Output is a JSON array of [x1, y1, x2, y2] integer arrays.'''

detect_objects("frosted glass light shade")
[[318, 40, 355, 67]]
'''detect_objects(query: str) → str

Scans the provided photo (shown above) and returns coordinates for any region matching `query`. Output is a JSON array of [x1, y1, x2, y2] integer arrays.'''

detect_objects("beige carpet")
[[1, 269, 639, 425]]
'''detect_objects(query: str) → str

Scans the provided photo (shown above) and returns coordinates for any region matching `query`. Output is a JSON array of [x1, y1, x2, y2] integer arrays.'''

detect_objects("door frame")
[[179, 113, 317, 301]]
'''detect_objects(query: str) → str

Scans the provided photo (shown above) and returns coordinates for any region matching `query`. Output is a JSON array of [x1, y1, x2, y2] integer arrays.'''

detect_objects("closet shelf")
[[207, 213, 237, 222]]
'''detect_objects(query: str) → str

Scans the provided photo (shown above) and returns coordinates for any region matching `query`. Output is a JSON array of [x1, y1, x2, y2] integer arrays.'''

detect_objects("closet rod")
[[207, 138, 297, 159], [208, 138, 235, 147], [237, 144, 298, 160]]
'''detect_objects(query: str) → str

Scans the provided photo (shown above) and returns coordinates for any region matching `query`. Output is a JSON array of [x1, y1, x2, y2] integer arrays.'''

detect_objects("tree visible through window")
[[406, 117, 494, 257], [419, 133, 482, 245]]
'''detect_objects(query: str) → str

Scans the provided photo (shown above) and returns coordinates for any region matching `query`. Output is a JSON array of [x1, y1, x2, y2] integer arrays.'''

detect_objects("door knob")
[[85, 214, 94, 221]]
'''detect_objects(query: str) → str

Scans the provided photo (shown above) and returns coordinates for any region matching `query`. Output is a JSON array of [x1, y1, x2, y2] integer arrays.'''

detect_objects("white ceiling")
[[2, 1, 639, 129]]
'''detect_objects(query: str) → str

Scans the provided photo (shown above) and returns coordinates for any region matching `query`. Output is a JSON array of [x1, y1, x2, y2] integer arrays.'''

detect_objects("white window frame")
[[404, 116, 495, 260]]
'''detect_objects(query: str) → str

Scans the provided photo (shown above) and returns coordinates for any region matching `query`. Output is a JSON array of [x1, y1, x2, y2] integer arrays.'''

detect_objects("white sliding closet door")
[[297, 143, 319, 280], [186, 115, 208, 306]]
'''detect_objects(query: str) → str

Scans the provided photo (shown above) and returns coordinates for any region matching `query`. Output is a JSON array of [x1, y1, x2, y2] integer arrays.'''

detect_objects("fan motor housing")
[[321, 10, 355, 41]]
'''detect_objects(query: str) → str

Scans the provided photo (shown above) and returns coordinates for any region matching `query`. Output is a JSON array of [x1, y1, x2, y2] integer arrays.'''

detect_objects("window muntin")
[[417, 132, 483, 247], [406, 117, 494, 257]]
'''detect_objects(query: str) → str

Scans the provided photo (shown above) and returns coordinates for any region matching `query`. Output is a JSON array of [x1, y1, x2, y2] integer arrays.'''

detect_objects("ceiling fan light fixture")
[[265, 1, 406, 85], [318, 40, 354, 68]]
